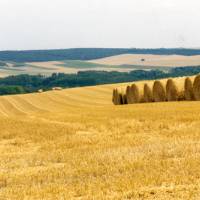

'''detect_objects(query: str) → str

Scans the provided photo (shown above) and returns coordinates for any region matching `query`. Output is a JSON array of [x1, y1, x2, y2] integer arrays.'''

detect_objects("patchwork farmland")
[[2, 53, 200, 77]]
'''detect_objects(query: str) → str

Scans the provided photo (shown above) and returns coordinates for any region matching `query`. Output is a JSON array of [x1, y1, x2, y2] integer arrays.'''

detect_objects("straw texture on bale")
[[113, 75, 195, 105], [131, 84, 140, 103], [193, 75, 200, 100], [153, 81, 166, 102], [112, 89, 118, 105], [185, 77, 194, 101], [115, 89, 123, 105], [166, 79, 179, 101], [126, 86, 135, 104], [120, 88, 127, 105], [112, 89, 117, 105], [143, 83, 153, 103], [122, 94, 128, 104]]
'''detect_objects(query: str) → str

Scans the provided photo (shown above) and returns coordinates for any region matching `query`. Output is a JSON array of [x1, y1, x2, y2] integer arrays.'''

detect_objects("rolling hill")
[[1, 48, 200, 62], [89, 54, 200, 67], [1, 53, 200, 77], [0, 48, 200, 77], [1, 48, 200, 77], [1, 78, 200, 199]]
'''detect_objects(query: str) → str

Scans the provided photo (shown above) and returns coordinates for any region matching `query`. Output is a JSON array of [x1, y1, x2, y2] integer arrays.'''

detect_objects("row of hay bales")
[[112, 75, 200, 105]]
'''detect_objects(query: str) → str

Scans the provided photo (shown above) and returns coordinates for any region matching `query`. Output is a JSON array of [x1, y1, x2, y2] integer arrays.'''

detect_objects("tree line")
[[0, 66, 200, 95]]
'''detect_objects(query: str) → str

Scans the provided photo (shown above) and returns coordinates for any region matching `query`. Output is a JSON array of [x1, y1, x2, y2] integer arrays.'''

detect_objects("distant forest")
[[0, 66, 200, 95], [1, 48, 200, 62]]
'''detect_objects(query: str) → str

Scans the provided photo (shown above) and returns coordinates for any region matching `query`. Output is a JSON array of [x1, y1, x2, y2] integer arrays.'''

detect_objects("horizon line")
[[1, 47, 200, 52]]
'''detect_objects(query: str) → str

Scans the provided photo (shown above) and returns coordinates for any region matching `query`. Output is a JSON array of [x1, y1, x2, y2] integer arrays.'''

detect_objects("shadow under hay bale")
[[153, 81, 166, 102], [193, 75, 200, 100], [185, 77, 195, 101], [144, 83, 153, 103]]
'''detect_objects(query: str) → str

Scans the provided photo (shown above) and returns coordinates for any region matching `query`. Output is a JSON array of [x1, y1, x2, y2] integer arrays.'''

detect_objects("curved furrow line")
[[5, 96, 31, 115], [61, 89, 111, 104], [0, 102, 9, 117], [39, 93, 77, 111], [11, 96, 48, 113], [7, 96, 37, 115], [4, 97, 28, 116], [47, 92, 109, 108], [42, 92, 107, 109], [57, 93, 108, 107], [45, 91, 97, 107], [21, 94, 62, 112], [45, 92, 88, 107], [59, 92, 110, 106], [85, 85, 114, 93], [0, 97, 27, 116], [65, 87, 112, 99], [70, 89, 112, 101], [60, 90, 110, 102]]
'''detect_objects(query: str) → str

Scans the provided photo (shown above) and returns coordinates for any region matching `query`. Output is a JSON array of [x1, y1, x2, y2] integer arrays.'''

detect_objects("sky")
[[0, 0, 200, 50]]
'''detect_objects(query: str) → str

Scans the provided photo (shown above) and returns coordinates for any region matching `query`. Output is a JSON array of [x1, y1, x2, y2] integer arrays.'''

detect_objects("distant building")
[[38, 89, 43, 93], [52, 87, 63, 91]]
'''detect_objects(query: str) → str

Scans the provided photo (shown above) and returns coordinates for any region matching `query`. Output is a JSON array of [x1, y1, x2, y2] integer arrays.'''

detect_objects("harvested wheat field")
[[89, 54, 200, 67], [1, 77, 200, 199]]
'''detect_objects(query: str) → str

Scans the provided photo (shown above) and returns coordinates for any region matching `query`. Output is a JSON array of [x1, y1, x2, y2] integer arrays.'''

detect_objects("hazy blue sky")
[[0, 0, 200, 50]]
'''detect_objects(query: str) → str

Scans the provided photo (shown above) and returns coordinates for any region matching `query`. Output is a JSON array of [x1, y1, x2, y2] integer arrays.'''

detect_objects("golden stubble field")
[[1, 79, 200, 199]]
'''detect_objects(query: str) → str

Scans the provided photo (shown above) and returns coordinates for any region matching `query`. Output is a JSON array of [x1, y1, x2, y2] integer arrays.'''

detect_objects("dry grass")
[[0, 79, 200, 199], [28, 61, 65, 69], [27, 61, 79, 74]]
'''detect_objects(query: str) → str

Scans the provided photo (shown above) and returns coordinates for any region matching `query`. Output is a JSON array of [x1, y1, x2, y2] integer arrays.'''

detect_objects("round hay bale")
[[185, 77, 194, 101], [166, 79, 179, 101], [153, 81, 166, 102], [140, 95, 145, 103], [122, 93, 128, 104], [113, 87, 127, 105], [115, 88, 123, 105], [112, 88, 120, 105], [193, 75, 200, 100], [126, 86, 130, 104], [112, 89, 117, 105], [143, 83, 153, 103], [126, 86, 134, 104], [119, 88, 127, 105], [131, 84, 140, 103]]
